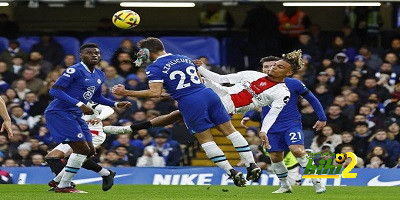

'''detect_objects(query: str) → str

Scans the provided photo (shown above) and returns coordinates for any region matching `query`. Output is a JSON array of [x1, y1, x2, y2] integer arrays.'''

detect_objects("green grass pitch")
[[0, 185, 399, 200]]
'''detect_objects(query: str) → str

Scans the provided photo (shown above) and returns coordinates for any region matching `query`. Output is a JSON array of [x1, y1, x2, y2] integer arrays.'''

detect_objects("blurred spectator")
[[111, 134, 144, 155], [325, 36, 357, 62], [116, 60, 134, 78], [335, 132, 356, 153], [150, 131, 182, 166], [104, 150, 129, 167], [125, 74, 147, 91], [0, 40, 27, 66], [366, 156, 387, 168], [197, 56, 225, 74], [347, 55, 374, 81], [0, 13, 19, 39], [135, 68, 148, 83], [34, 126, 53, 146], [0, 74, 10, 93], [136, 146, 166, 167], [366, 145, 394, 167], [115, 145, 137, 166], [245, 126, 261, 146], [326, 104, 351, 132], [353, 121, 371, 158], [294, 32, 321, 61], [298, 54, 316, 88], [135, 129, 153, 147], [30, 35, 64, 66], [30, 153, 46, 166], [169, 120, 195, 147], [0, 61, 17, 84], [344, 7, 383, 45], [356, 77, 390, 103], [359, 45, 382, 71], [57, 54, 76, 69], [375, 63, 396, 91], [368, 129, 400, 164], [384, 52, 400, 74], [341, 25, 361, 49], [5, 88, 20, 104], [311, 125, 342, 153], [10, 55, 24, 75], [12, 68, 44, 94], [0, 168, 13, 183], [300, 104, 317, 148], [28, 137, 46, 156], [104, 66, 125, 89], [278, 7, 311, 52], [26, 51, 52, 75], [314, 84, 333, 109], [364, 100, 385, 129], [0, 134, 17, 159], [10, 105, 35, 130], [13, 143, 31, 166], [340, 144, 364, 168], [131, 110, 147, 124], [386, 121, 400, 142], [111, 39, 139, 67], [198, 3, 234, 32], [3, 158, 18, 167], [22, 92, 46, 117], [14, 79, 30, 100], [386, 38, 400, 58], [242, 4, 280, 66]]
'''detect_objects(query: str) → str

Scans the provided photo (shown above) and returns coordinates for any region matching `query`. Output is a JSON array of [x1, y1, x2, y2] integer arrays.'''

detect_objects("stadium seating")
[[160, 36, 221, 65], [83, 36, 144, 63], [17, 36, 81, 60], [0, 37, 9, 53]]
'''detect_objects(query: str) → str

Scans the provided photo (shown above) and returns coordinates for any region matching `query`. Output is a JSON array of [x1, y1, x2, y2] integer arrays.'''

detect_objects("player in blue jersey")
[[44, 43, 132, 193], [241, 56, 327, 193], [111, 37, 262, 187]]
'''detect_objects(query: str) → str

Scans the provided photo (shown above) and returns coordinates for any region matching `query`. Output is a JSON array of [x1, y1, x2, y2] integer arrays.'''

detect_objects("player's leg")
[[194, 129, 245, 187], [267, 132, 293, 193], [46, 145, 69, 176], [82, 131, 115, 191], [286, 127, 326, 193], [103, 110, 183, 134], [216, 121, 261, 181], [44, 112, 89, 193]]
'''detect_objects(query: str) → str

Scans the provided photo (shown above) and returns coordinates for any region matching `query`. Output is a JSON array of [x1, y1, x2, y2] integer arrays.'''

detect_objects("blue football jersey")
[[45, 62, 106, 114], [261, 78, 307, 132], [145, 54, 206, 99]]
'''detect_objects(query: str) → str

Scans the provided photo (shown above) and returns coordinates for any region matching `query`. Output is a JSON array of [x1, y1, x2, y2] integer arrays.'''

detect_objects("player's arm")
[[194, 60, 242, 84], [49, 68, 82, 106], [259, 92, 290, 148], [241, 110, 255, 128], [86, 103, 115, 125], [0, 96, 12, 138], [112, 82, 163, 98], [297, 81, 327, 131], [91, 87, 132, 108]]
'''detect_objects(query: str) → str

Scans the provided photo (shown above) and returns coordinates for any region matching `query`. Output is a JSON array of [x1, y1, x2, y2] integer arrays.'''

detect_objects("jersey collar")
[[81, 61, 95, 73], [155, 53, 172, 61]]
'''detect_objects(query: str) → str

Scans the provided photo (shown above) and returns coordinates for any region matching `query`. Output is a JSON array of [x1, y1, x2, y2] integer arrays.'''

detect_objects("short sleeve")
[[145, 65, 164, 83], [54, 67, 79, 88]]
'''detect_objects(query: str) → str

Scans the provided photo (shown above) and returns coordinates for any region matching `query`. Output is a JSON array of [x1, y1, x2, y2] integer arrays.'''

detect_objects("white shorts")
[[54, 131, 106, 154], [204, 79, 235, 114]]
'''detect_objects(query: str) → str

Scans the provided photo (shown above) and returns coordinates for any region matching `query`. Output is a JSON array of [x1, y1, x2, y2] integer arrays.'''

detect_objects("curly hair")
[[282, 49, 304, 73]]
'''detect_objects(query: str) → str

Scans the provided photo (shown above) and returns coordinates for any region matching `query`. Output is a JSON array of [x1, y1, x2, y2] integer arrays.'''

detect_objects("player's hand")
[[259, 132, 271, 149], [240, 117, 250, 128], [313, 121, 326, 131], [116, 101, 132, 108], [160, 93, 172, 100], [80, 104, 94, 115], [193, 59, 205, 68], [86, 118, 102, 125], [112, 84, 127, 96], [1, 120, 13, 138]]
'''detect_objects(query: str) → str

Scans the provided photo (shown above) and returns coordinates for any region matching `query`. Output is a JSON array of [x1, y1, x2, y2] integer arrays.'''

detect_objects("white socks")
[[57, 153, 87, 188], [201, 141, 233, 175], [226, 131, 255, 167], [297, 155, 321, 185], [99, 168, 110, 176], [272, 161, 290, 188]]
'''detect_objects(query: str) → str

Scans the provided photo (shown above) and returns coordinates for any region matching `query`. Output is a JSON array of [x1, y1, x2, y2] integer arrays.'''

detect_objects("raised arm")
[[194, 60, 243, 84]]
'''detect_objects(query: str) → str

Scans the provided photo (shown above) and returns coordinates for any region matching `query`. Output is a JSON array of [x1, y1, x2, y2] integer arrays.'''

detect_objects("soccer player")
[[0, 96, 12, 138], [46, 102, 116, 192], [44, 43, 131, 193], [111, 37, 260, 187], [241, 56, 327, 193]]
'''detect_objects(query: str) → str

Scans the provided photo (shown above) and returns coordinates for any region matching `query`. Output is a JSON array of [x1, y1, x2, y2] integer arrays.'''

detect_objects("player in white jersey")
[[46, 102, 116, 192]]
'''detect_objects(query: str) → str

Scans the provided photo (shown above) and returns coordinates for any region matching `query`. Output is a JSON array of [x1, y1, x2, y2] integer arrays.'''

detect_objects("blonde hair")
[[282, 49, 304, 72]]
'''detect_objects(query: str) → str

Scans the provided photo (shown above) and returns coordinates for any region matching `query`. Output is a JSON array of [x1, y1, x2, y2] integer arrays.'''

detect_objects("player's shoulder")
[[285, 77, 304, 86], [62, 63, 83, 77]]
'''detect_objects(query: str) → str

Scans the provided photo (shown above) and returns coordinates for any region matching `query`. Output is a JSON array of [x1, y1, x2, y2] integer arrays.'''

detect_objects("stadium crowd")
[[0, 5, 400, 170]]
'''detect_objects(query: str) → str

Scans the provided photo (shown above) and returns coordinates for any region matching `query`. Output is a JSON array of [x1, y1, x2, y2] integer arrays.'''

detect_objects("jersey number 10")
[[169, 66, 201, 90]]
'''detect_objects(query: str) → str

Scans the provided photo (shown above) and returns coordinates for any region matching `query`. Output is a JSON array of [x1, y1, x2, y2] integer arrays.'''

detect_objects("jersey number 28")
[[169, 66, 201, 90]]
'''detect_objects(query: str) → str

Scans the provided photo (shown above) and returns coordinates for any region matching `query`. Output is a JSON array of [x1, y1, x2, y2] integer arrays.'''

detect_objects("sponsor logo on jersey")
[[66, 68, 76, 74], [83, 86, 96, 100], [283, 96, 289, 103]]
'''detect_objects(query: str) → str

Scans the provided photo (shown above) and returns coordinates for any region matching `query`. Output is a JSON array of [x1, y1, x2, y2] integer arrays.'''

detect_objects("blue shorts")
[[45, 111, 92, 143], [267, 125, 304, 152], [177, 88, 231, 134]]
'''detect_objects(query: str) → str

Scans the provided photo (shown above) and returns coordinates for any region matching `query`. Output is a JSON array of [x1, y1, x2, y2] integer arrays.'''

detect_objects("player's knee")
[[290, 147, 306, 158]]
